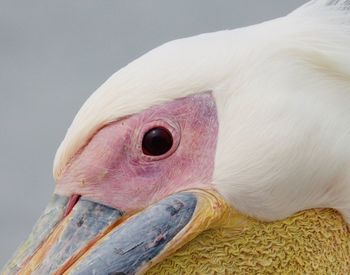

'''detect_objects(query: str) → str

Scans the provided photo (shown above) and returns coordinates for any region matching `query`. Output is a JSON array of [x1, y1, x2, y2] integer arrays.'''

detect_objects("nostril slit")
[[63, 194, 81, 218]]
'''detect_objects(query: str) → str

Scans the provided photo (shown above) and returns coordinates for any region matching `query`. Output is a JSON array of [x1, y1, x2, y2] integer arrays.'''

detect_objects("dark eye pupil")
[[142, 127, 173, 156]]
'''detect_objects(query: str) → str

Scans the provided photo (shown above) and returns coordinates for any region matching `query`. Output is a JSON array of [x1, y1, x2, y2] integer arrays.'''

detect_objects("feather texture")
[[54, 1, 350, 223]]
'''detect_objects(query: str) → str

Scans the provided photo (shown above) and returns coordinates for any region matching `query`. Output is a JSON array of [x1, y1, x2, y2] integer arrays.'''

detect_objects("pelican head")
[[3, 0, 350, 274]]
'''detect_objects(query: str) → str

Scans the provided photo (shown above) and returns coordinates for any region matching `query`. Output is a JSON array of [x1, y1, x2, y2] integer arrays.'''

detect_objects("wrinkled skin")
[[56, 92, 219, 212]]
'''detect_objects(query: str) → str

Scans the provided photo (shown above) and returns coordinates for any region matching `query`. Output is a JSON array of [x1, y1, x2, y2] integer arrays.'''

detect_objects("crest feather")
[[291, 0, 350, 23]]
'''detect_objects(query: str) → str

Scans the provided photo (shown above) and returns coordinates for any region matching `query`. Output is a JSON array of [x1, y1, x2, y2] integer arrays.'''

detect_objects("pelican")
[[3, 0, 350, 274]]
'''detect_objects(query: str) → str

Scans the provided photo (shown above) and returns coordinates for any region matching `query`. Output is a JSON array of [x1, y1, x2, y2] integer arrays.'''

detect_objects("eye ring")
[[137, 119, 180, 161]]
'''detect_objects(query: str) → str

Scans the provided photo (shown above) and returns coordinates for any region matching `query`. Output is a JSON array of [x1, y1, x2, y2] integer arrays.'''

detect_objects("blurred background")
[[0, 0, 307, 265]]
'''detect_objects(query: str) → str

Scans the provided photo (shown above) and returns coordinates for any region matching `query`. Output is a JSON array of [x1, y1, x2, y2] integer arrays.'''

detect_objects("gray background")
[[0, 0, 307, 266]]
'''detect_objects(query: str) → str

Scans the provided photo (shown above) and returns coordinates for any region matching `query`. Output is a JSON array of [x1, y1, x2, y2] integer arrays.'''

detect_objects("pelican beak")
[[2, 190, 241, 275]]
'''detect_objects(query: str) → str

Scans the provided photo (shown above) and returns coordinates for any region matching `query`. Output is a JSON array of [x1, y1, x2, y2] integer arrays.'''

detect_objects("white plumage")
[[55, 0, 350, 224]]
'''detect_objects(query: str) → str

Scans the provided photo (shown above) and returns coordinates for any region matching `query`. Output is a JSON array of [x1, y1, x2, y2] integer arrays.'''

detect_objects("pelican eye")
[[142, 127, 173, 156]]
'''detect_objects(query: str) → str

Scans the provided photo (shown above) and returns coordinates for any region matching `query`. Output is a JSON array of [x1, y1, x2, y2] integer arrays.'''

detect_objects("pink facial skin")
[[55, 92, 218, 213]]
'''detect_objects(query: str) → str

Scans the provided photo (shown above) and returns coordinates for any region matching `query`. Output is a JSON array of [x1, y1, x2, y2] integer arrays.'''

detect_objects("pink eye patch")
[[55, 92, 219, 213]]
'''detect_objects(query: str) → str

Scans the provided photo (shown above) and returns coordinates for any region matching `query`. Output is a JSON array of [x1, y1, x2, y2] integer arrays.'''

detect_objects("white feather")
[[54, 0, 350, 223]]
